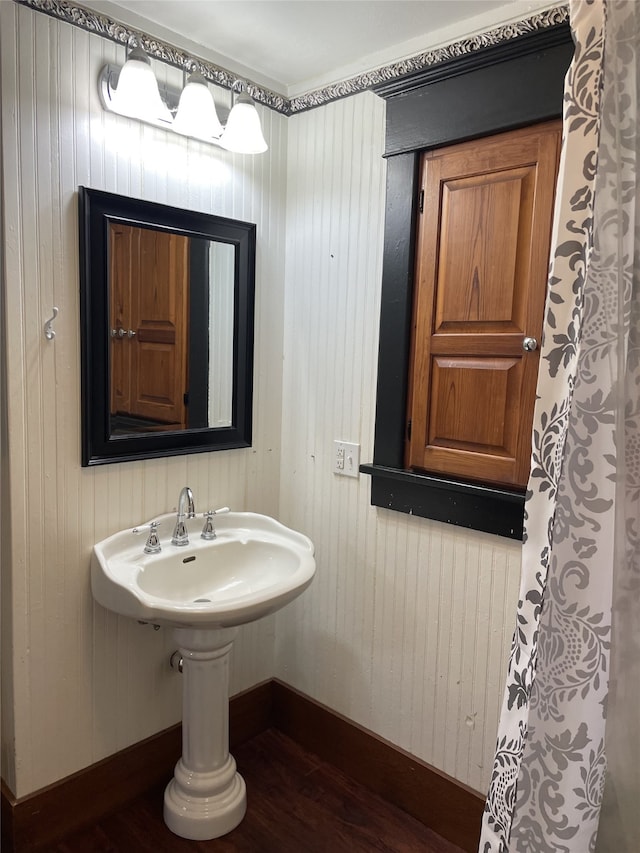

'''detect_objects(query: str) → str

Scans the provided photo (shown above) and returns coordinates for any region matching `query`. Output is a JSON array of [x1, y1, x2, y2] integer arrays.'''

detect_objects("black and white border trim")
[[291, 4, 569, 111], [13, 0, 289, 113], [15, 0, 569, 115]]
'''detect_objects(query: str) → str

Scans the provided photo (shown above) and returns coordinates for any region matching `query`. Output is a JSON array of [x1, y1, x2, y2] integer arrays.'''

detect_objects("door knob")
[[522, 336, 538, 352], [127, 329, 136, 338]]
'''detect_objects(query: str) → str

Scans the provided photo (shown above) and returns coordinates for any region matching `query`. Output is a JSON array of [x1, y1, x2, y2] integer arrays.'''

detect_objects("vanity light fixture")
[[219, 86, 268, 154], [98, 42, 268, 153], [173, 67, 224, 140], [109, 44, 172, 123]]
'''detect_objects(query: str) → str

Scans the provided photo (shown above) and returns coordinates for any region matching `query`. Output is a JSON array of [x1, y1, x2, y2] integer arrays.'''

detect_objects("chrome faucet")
[[171, 486, 195, 546]]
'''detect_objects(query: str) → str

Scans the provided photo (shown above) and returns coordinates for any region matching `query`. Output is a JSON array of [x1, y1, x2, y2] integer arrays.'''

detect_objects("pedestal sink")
[[91, 510, 315, 840]]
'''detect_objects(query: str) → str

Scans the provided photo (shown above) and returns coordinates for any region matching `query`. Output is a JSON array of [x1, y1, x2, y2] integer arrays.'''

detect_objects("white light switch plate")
[[333, 440, 360, 478]]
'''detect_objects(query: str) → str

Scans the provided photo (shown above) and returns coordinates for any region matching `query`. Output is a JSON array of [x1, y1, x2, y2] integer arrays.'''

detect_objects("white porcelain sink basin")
[[91, 511, 315, 628]]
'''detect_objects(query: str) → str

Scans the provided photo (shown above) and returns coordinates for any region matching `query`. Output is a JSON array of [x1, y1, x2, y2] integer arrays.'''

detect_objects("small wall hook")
[[44, 307, 58, 340]]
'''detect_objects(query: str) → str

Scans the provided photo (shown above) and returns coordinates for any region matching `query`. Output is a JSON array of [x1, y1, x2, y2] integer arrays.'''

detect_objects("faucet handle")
[[133, 520, 162, 554], [201, 507, 230, 540]]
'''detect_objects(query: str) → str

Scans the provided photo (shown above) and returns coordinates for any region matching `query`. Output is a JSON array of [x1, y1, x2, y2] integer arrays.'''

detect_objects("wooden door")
[[129, 227, 189, 428], [406, 121, 561, 488], [108, 224, 189, 430]]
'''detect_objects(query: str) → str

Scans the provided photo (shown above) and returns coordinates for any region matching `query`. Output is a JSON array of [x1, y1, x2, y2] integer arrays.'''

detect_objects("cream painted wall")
[[0, 2, 287, 798], [277, 93, 522, 794], [1, 0, 530, 804]]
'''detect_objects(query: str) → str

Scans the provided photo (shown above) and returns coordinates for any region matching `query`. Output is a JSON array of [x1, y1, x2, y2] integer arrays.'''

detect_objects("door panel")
[[108, 224, 189, 429], [436, 173, 526, 326], [407, 121, 561, 488], [427, 355, 523, 483], [130, 229, 189, 427]]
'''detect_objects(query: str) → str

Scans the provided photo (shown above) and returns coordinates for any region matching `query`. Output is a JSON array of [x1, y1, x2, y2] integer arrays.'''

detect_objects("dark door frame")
[[360, 22, 575, 540]]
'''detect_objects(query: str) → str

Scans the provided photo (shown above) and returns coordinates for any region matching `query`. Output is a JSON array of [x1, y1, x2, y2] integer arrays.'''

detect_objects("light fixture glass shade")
[[219, 94, 268, 154], [173, 72, 223, 140], [111, 45, 172, 123]]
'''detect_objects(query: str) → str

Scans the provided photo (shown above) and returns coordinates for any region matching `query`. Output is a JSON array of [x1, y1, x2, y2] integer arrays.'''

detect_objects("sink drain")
[[194, 597, 211, 603]]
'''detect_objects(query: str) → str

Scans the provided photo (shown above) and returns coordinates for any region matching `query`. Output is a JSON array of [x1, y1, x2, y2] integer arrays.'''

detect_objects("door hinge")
[[183, 392, 189, 406], [406, 419, 412, 440], [418, 189, 424, 214]]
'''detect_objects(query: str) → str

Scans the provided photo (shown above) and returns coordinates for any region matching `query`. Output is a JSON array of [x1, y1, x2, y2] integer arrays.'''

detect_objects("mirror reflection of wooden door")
[[109, 224, 189, 430]]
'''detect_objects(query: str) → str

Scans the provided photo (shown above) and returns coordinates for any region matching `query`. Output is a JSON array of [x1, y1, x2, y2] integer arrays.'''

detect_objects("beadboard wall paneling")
[[1, 2, 287, 798], [277, 92, 522, 794], [0, 107, 15, 799], [3, 0, 533, 806]]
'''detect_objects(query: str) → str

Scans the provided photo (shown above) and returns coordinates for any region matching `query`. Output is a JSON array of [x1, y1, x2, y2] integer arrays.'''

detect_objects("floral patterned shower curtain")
[[480, 1, 640, 850]]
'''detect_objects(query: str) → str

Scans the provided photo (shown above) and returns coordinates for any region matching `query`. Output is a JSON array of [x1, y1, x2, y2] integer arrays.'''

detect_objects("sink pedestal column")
[[164, 627, 246, 840]]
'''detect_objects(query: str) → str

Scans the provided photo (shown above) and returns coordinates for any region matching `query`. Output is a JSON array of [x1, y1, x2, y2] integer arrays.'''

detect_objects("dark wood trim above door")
[[375, 23, 573, 156]]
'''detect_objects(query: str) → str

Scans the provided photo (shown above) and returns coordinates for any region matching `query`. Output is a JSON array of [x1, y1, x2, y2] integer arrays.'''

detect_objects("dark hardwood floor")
[[52, 730, 465, 853]]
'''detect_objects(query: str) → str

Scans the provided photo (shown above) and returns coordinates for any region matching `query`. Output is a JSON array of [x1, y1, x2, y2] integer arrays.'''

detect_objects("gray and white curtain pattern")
[[480, 1, 640, 851]]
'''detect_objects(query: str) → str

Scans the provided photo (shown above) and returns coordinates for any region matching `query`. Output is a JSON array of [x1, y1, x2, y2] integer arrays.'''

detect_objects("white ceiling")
[[81, 0, 560, 96]]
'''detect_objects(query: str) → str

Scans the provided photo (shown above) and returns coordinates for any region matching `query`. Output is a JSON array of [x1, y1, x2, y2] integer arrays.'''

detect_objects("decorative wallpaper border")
[[13, 0, 289, 113], [15, 0, 569, 116], [290, 4, 569, 112]]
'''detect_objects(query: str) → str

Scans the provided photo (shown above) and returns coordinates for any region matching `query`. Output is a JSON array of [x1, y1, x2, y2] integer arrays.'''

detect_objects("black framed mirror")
[[79, 187, 255, 466]]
